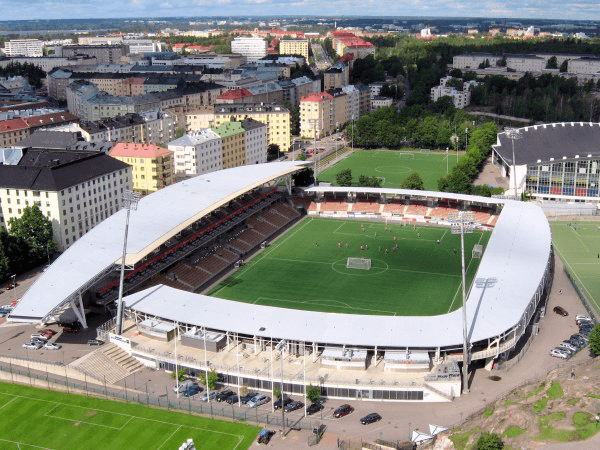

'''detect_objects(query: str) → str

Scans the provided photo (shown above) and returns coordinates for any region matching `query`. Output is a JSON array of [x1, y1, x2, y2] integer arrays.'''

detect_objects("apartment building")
[[324, 63, 350, 90], [0, 149, 131, 251], [430, 76, 477, 109], [300, 92, 334, 139], [568, 57, 600, 75], [0, 112, 79, 147], [240, 119, 268, 165], [62, 45, 127, 64], [212, 121, 246, 169], [371, 97, 394, 111], [279, 39, 310, 61], [167, 129, 222, 176], [109, 143, 174, 195], [185, 107, 215, 131], [230, 37, 268, 63], [3, 39, 43, 57]]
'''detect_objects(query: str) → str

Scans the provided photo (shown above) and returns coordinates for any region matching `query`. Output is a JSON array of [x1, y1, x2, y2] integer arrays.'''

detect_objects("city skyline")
[[2, 0, 600, 22]]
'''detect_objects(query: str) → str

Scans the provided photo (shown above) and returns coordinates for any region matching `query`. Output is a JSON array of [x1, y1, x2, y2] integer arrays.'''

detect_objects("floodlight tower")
[[504, 127, 522, 200], [115, 190, 141, 335], [448, 211, 474, 394], [276, 340, 287, 437]]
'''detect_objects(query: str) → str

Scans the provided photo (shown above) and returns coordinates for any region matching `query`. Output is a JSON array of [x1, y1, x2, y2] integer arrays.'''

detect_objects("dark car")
[[284, 400, 304, 413], [273, 396, 292, 410], [553, 306, 568, 316], [87, 339, 104, 346], [240, 392, 258, 405], [216, 390, 235, 402], [333, 404, 354, 418], [225, 395, 240, 405], [182, 385, 202, 398], [257, 429, 275, 444], [360, 413, 382, 425], [306, 402, 324, 416]]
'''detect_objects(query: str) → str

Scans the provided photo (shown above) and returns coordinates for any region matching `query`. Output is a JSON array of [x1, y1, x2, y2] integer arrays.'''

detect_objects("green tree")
[[174, 127, 185, 138], [292, 168, 314, 186], [171, 368, 187, 382], [267, 144, 280, 161], [589, 324, 600, 356], [283, 100, 300, 136], [357, 175, 382, 187], [560, 59, 569, 72], [336, 168, 353, 186], [8, 205, 56, 265], [199, 369, 219, 390], [296, 152, 307, 161], [401, 172, 425, 190], [445, 77, 464, 90], [0, 234, 10, 282], [546, 56, 558, 69], [475, 432, 503, 450], [306, 385, 321, 403], [449, 68, 463, 78], [273, 386, 281, 399]]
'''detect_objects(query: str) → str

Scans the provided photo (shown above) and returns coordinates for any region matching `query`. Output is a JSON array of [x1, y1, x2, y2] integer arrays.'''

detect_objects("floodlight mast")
[[505, 127, 522, 200], [276, 340, 287, 437], [115, 190, 141, 336], [448, 212, 474, 394]]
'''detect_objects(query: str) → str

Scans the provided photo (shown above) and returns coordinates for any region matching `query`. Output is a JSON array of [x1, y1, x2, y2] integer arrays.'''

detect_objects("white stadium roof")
[[10, 161, 307, 323]]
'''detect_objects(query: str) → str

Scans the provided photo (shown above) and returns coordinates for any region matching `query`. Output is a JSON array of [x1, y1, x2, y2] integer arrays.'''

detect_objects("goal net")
[[347, 257, 371, 270], [398, 153, 415, 159], [472, 244, 483, 259]]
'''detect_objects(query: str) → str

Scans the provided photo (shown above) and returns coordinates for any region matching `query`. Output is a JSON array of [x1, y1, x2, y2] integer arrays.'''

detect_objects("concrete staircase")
[[68, 344, 144, 385]]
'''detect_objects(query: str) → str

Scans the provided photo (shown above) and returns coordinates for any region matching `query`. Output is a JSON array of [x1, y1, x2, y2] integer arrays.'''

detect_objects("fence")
[[0, 360, 317, 432], [563, 266, 599, 321]]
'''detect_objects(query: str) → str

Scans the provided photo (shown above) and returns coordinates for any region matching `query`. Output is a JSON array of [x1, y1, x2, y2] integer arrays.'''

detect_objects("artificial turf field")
[[0, 382, 258, 450], [316, 150, 458, 190], [209, 218, 490, 316], [550, 220, 600, 312]]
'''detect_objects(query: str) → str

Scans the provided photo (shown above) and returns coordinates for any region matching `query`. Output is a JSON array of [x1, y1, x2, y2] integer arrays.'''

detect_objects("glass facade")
[[526, 158, 600, 198]]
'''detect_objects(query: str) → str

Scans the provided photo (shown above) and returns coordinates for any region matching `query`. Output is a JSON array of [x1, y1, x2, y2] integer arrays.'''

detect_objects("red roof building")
[[216, 88, 254, 104]]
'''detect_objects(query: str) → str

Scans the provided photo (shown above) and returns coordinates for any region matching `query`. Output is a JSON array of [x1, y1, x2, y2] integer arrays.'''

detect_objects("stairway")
[[68, 343, 144, 385]]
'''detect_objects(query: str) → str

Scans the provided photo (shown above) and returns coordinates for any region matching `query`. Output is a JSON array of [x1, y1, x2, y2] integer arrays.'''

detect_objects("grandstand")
[[9, 162, 553, 403]]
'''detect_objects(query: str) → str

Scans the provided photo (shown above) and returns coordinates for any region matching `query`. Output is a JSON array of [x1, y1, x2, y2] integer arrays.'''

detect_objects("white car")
[[22, 341, 43, 350], [576, 314, 592, 322], [43, 342, 61, 350], [199, 390, 217, 402], [559, 342, 577, 352], [550, 348, 569, 359], [0, 304, 13, 310], [246, 394, 270, 408], [30, 333, 48, 341], [173, 380, 194, 394]]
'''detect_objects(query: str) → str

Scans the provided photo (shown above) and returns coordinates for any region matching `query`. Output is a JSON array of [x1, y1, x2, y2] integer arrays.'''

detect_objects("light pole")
[[10, 274, 16, 289], [448, 212, 474, 394], [465, 127, 468, 152], [115, 190, 141, 335], [351, 115, 354, 153], [446, 147, 449, 174], [505, 127, 522, 200], [276, 339, 287, 437]]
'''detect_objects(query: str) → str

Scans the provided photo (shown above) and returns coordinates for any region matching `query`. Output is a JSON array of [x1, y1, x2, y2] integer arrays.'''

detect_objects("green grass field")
[[0, 382, 258, 450], [317, 150, 458, 190], [209, 218, 490, 316], [550, 220, 600, 312]]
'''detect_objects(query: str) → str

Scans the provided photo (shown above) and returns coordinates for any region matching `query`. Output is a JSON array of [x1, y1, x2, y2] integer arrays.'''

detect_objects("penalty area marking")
[[374, 166, 412, 175], [0, 439, 53, 450]]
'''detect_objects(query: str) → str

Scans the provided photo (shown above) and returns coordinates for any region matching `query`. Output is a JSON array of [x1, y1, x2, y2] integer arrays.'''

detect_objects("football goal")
[[347, 257, 371, 270], [398, 153, 415, 159]]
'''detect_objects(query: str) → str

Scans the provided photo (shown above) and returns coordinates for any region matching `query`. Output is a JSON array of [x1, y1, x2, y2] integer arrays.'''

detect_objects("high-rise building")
[[3, 39, 43, 57], [300, 92, 334, 139], [230, 37, 268, 62], [168, 129, 223, 176], [279, 39, 309, 61]]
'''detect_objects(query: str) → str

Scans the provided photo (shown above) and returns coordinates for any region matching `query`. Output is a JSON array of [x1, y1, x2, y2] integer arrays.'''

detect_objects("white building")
[[125, 39, 164, 54], [341, 85, 361, 121], [430, 76, 477, 109], [371, 96, 394, 111], [241, 119, 267, 166], [167, 129, 223, 176], [230, 37, 267, 63], [4, 39, 43, 57]]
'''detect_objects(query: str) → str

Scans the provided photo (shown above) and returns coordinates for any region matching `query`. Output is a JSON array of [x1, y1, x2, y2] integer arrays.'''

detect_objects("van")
[[173, 380, 194, 393]]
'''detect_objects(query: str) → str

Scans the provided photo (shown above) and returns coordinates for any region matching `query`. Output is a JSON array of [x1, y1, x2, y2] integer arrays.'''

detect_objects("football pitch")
[[550, 220, 600, 312], [316, 150, 458, 190], [0, 382, 258, 450], [208, 218, 490, 316]]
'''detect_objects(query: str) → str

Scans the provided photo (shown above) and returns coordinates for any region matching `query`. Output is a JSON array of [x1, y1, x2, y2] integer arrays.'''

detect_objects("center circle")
[[331, 259, 389, 276], [375, 166, 412, 175]]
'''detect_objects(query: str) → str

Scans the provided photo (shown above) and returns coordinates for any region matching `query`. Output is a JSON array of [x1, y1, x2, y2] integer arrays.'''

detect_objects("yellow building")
[[185, 107, 215, 131], [109, 142, 174, 195], [211, 122, 245, 169], [279, 39, 310, 61], [300, 92, 334, 139], [214, 103, 291, 152]]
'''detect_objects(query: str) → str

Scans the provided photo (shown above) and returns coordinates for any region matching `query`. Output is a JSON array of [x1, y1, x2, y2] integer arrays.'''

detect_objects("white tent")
[[429, 424, 448, 436], [411, 430, 434, 444]]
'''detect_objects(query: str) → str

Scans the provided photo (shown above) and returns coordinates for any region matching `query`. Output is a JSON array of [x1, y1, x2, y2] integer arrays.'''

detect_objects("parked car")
[[22, 341, 43, 350], [273, 396, 292, 410], [43, 342, 61, 350], [360, 413, 382, 425], [559, 341, 578, 352], [576, 315, 592, 322], [30, 333, 48, 341], [333, 404, 354, 418], [173, 380, 195, 394], [246, 394, 270, 408], [225, 395, 240, 405], [553, 306, 568, 316], [572, 334, 589, 344], [0, 309, 13, 315], [240, 392, 259, 405], [306, 402, 324, 416], [182, 385, 202, 398], [87, 339, 104, 346], [569, 337, 585, 348], [199, 390, 217, 402], [284, 401, 304, 412], [216, 390, 235, 402], [0, 304, 14, 310], [39, 329, 56, 336], [257, 429, 275, 444], [550, 348, 569, 359]]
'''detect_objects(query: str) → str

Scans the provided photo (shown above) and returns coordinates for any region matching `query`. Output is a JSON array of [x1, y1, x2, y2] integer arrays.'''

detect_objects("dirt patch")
[[84, 410, 96, 418]]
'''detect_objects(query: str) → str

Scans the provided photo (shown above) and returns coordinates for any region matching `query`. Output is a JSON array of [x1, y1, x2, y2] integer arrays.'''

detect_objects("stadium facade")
[[10, 162, 553, 402]]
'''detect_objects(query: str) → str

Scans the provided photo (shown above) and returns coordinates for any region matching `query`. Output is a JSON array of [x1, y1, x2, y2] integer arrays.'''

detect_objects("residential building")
[[341, 85, 361, 121], [568, 57, 600, 75], [300, 92, 334, 139], [62, 45, 127, 64], [185, 107, 215, 131], [167, 129, 222, 176], [324, 63, 349, 90], [0, 55, 98, 74], [328, 31, 375, 60], [3, 39, 43, 57], [125, 39, 163, 54], [0, 112, 79, 147], [330, 90, 350, 129], [371, 96, 394, 111], [279, 39, 310, 61], [241, 119, 268, 165], [109, 142, 174, 195], [230, 37, 268, 63], [287, 76, 322, 106], [212, 121, 245, 169], [0, 149, 131, 251], [430, 76, 477, 109]]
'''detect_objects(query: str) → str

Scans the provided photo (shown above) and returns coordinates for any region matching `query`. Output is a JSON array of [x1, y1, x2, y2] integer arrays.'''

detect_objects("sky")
[[2, 0, 600, 22]]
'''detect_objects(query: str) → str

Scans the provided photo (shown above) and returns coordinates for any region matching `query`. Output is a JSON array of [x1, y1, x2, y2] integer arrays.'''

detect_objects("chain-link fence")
[[563, 266, 599, 321]]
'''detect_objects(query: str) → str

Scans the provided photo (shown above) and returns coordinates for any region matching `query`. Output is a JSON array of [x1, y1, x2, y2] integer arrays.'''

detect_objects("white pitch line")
[[0, 397, 17, 411], [0, 439, 53, 450], [156, 425, 182, 450]]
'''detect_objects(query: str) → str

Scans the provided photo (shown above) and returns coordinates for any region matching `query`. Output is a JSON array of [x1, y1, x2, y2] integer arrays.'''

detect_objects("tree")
[[267, 144, 280, 161], [560, 59, 569, 72], [401, 172, 425, 190], [171, 368, 187, 382], [546, 56, 558, 69], [306, 385, 321, 403], [358, 175, 382, 187], [283, 100, 300, 135], [199, 369, 219, 390], [174, 127, 185, 138], [449, 68, 463, 78], [475, 432, 503, 450], [445, 78, 464, 90], [589, 324, 600, 356], [8, 205, 56, 265], [336, 168, 353, 186], [273, 386, 281, 399], [292, 167, 313, 186]]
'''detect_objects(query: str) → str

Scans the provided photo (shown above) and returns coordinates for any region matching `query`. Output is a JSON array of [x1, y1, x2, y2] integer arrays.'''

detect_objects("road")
[[310, 42, 331, 71]]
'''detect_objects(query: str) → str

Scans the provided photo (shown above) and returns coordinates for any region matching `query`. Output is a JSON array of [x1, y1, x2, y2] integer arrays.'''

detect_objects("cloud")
[[160, 1, 172, 7]]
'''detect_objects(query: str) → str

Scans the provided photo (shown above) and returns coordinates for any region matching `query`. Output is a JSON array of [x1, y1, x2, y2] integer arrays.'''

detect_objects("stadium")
[[9, 161, 553, 402]]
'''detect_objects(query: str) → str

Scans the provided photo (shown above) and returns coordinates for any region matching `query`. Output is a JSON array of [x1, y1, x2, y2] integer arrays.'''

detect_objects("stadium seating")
[[353, 201, 380, 213], [404, 202, 429, 216], [382, 201, 406, 214]]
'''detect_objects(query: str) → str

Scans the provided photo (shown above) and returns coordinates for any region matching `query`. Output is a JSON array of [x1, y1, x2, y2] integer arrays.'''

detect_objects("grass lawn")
[[208, 217, 490, 316], [550, 221, 600, 312], [316, 149, 458, 190], [0, 382, 258, 450]]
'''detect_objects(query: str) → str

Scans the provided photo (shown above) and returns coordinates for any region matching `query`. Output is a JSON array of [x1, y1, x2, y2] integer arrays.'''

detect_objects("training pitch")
[[550, 220, 600, 312], [316, 150, 458, 190], [209, 218, 490, 316], [0, 382, 258, 450]]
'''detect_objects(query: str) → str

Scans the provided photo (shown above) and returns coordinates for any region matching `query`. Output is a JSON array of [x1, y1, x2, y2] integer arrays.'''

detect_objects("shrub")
[[476, 432, 503, 450]]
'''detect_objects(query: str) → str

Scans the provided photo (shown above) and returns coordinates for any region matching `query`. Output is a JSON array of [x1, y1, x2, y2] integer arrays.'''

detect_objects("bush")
[[475, 432, 503, 450], [589, 323, 600, 356]]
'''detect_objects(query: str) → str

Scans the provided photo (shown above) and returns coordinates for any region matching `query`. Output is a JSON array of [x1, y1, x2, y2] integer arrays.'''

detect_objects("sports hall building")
[[9, 162, 553, 402]]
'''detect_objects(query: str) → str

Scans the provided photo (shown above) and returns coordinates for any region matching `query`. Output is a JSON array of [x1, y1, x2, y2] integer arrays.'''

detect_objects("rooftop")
[[109, 142, 173, 159]]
